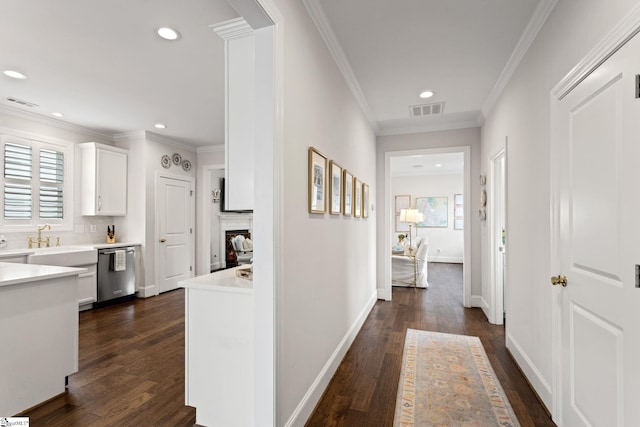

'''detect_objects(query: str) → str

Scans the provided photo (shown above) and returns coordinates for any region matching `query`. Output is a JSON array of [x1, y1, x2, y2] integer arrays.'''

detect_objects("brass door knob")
[[159, 238, 167, 243], [551, 275, 567, 287]]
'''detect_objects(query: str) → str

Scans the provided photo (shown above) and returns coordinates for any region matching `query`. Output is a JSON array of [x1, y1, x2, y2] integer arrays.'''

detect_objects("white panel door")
[[554, 34, 640, 426], [157, 176, 193, 294]]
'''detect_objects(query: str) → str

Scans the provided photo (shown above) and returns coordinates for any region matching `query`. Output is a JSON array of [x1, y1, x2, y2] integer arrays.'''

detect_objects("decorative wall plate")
[[182, 159, 192, 172], [172, 152, 182, 165], [161, 154, 171, 169], [479, 208, 486, 221], [479, 175, 486, 186], [480, 190, 487, 207]]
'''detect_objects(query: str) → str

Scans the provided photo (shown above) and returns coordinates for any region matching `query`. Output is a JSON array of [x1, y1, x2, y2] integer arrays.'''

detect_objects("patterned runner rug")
[[394, 329, 520, 426]]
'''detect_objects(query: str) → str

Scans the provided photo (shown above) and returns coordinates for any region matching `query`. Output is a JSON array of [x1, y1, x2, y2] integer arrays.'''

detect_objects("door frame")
[[199, 163, 225, 276], [549, 6, 640, 420], [383, 145, 471, 305], [154, 171, 195, 296], [488, 145, 507, 325]]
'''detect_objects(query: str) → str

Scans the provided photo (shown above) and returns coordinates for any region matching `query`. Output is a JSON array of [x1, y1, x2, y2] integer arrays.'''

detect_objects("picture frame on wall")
[[343, 170, 353, 216], [308, 147, 327, 213], [362, 183, 369, 219], [395, 195, 411, 213], [354, 178, 362, 217], [415, 196, 448, 227], [329, 161, 343, 215]]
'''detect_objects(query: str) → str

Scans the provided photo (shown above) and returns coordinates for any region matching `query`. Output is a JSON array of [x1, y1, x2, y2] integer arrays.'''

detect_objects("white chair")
[[231, 235, 253, 265], [392, 239, 429, 288]]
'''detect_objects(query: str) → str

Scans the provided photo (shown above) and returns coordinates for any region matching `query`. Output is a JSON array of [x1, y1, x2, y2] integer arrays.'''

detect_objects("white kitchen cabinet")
[[77, 264, 97, 310], [79, 142, 128, 216]]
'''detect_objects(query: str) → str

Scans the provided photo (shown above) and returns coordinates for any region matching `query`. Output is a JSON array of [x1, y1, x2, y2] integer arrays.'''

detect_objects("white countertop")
[[0, 262, 87, 288], [180, 266, 253, 294], [0, 242, 142, 259]]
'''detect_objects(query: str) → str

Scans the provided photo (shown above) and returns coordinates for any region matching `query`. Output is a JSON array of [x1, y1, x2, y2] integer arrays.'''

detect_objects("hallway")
[[306, 263, 555, 426]]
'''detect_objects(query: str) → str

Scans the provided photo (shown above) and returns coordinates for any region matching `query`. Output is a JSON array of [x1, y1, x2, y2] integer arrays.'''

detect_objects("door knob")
[[550, 275, 567, 287], [159, 238, 167, 243]]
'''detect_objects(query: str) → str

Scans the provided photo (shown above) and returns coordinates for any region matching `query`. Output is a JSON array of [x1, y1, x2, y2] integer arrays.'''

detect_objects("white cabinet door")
[[80, 142, 128, 216], [77, 264, 97, 309], [95, 148, 127, 215]]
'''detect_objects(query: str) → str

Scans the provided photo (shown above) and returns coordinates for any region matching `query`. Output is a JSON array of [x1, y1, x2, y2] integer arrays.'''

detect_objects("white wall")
[[274, 0, 377, 424], [481, 0, 640, 411], [377, 128, 481, 299], [392, 174, 464, 262]]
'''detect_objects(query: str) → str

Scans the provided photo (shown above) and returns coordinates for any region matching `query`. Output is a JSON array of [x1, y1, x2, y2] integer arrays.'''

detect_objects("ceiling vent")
[[410, 102, 445, 117], [5, 97, 39, 108]]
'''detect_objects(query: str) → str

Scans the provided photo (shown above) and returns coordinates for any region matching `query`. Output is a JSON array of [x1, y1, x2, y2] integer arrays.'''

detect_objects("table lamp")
[[399, 208, 423, 254]]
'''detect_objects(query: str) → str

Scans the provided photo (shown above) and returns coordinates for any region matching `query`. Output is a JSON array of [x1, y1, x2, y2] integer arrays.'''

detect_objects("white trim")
[[113, 130, 198, 152], [377, 287, 390, 300], [479, 296, 490, 319], [136, 283, 156, 298], [199, 164, 225, 276], [488, 147, 506, 326], [481, 0, 558, 118], [197, 145, 225, 154], [0, 104, 115, 141], [210, 17, 254, 40], [283, 291, 377, 427], [376, 119, 480, 137], [302, 0, 379, 134], [427, 256, 463, 263], [507, 332, 553, 409], [470, 295, 484, 309], [383, 146, 471, 307], [551, 2, 640, 100]]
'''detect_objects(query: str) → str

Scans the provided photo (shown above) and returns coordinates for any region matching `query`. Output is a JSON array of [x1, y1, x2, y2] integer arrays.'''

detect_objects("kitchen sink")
[[27, 246, 98, 267]]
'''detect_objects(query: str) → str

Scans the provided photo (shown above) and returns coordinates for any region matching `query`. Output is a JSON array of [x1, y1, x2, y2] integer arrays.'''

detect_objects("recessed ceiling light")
[[157, 27, 181, 41], [154, 123, 167, 129], [435, 163, 442, 167], [51, 112, 63, 117], [419, 90, 434, 99], [3, 70, 27, 80], [412, 165, 423, 168]]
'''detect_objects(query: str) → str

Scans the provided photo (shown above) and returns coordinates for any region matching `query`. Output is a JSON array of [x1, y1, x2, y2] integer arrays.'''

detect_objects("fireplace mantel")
[[219, 213, 253, 268]]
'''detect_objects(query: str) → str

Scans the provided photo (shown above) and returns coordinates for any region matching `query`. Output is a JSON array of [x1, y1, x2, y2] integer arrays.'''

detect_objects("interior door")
[[554, 33, 640, 426], [157, 176, 193, 294]]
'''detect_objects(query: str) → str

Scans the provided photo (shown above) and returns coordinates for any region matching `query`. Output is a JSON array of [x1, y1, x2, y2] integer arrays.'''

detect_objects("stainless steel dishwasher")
[[97, 246, 136, 303]]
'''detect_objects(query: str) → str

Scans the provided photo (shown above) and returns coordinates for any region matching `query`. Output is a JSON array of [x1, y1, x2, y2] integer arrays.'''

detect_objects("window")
[[1, 134, 73, 231]]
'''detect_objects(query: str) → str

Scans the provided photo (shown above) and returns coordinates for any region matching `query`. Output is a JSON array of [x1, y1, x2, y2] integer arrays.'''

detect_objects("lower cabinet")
[[78, 264, 97, 310]]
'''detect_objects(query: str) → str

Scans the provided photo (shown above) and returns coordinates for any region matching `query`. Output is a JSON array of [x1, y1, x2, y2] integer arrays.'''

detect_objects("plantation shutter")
[[39, 148, 64, 219], [4, 142, 33, 219]]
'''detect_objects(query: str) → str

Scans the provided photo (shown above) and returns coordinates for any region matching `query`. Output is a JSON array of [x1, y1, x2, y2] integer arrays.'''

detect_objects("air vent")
[[410, 102, 445, 117], [5, 97, 39, 108]]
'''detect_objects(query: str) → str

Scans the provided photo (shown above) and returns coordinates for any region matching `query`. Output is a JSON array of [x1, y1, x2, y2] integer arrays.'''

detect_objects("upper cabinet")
[[79, 142, 128, 216], [213, 18, 255, 212]]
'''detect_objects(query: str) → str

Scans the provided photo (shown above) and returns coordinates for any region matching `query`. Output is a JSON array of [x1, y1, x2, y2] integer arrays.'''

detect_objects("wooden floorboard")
[[306, 263, 556, 427], [22, 290, 196, 427]]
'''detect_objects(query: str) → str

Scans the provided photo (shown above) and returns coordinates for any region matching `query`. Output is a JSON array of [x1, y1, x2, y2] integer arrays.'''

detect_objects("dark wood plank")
[[306, 263, 556, 427], [22, 290, 196, 427]]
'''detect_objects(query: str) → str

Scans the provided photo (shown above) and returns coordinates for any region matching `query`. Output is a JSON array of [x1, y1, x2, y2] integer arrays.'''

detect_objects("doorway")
[[489, 147, 506, 325], [383, 146, 471, 304]]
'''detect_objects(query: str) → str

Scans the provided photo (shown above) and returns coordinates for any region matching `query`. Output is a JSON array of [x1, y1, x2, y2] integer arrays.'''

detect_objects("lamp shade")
[[400, 208, 421, 223]]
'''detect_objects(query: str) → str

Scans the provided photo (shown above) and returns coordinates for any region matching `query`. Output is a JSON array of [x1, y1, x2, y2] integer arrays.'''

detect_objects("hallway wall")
[[481, 0, 640, 411]]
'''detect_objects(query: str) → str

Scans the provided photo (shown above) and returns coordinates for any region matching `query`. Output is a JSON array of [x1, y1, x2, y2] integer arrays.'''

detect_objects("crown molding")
[[376, 120, 480, 137], [112, 130, 146, 142], [481, 0, 558, 118], [552, 1, 640, 100], [145, 131, 198, 152], [0, 104, 115, 141], [198, 144, 225, 153], [211, 17, 253, 39], [302, 0, 379, 134]]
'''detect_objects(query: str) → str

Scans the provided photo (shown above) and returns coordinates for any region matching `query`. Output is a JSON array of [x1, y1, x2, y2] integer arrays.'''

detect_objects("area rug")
[[394, 329, 520, 427]]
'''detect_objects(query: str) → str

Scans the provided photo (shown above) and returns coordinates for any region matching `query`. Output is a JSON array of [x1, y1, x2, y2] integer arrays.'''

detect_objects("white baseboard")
[[377, 287, 391, 300], [479, 296, 490, 320], [210, 261, 221, 271], [137, 284, 156, 298], [427, 256, 463, 263], [506, 332, 552, 409], [284, 291, 378, 427], [470, 295, 483, 308]]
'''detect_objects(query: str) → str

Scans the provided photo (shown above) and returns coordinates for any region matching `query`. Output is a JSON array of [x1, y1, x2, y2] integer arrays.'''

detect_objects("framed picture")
[[308, 147, 327, 213], [395, 214, 410, 232], [395, 195, 411, 213], [362, 183, 369, 219], [343, 170, 353, 216], [354, 178, 362, 217], [416, 196, 448, 227], [329, 161, 343, 215]]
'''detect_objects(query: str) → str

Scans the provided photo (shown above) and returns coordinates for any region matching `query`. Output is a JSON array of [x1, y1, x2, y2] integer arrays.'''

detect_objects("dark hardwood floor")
[[306, 263, 556, 427], [22, 290, 196, 427]]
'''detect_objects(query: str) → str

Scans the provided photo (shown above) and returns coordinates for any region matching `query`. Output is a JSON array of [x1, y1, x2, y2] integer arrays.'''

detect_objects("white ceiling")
[[0, 0, 547, 147], [0, 0, 238, 146], [391, 152, 464, 177]]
